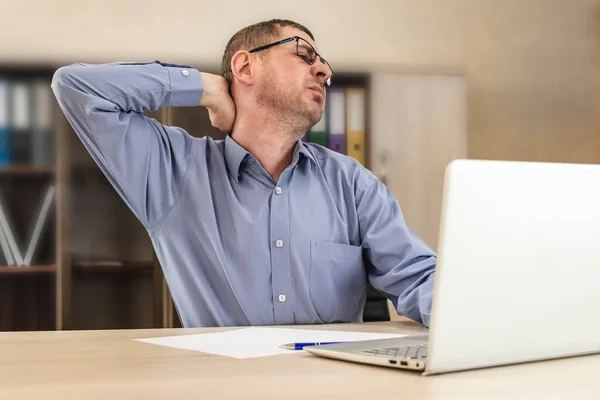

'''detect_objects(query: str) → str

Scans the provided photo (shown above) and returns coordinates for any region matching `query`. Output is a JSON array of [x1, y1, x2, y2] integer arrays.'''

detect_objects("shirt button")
[[278, 294, 286, 302], [275, 187, 282, 195], [275, 240, 284, 248], [181, 69, 190, 77]]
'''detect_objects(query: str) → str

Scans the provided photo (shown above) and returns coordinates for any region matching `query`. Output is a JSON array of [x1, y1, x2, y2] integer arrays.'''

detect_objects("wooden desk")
[[1, 319, 599, 399]]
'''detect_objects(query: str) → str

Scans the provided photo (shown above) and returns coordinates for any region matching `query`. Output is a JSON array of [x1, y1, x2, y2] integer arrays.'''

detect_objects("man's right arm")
[[52, 61, 217, 229]]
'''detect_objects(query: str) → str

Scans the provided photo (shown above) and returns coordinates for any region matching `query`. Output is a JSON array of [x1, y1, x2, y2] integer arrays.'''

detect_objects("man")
[[52, 19, 436, 328]]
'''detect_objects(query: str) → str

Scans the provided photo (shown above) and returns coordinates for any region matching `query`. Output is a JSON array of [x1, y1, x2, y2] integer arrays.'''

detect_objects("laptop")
[[305, 159, 600, 375]]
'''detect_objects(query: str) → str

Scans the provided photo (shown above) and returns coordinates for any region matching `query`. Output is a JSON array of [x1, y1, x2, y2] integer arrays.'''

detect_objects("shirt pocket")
[[309, 241, 367, 322]]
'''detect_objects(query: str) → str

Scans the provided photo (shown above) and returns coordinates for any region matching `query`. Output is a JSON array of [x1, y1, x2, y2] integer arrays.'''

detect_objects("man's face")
[[254, 27, 332, 133]]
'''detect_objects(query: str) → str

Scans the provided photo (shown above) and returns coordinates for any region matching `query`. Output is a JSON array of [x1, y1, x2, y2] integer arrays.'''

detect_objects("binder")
[[0, 192, 24, 266], [346, 88, 366, 166], [32, 80, 54, 166], [308, 107, 328, 147], [23, 184, 55, 266], [0, 216, 16, 266], [326, 87, 346, 154], [11, 81, 32, 164], [0, 184, 55, 266], [0, 79, 10, 166]]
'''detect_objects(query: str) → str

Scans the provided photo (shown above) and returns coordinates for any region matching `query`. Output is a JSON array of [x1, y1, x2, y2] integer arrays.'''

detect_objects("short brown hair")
[[221, 19, 315, 86]]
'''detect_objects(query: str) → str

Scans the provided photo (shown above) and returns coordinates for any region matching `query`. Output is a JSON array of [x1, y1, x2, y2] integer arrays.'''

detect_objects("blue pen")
[[279, 341, 346, 350]]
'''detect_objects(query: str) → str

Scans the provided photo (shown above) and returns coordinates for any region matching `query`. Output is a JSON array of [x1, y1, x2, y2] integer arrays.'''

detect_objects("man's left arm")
[[356, 170, 437, 327]]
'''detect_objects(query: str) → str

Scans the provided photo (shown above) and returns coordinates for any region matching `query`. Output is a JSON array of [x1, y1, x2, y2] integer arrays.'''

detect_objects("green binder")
[[308, 110, 328, 147]]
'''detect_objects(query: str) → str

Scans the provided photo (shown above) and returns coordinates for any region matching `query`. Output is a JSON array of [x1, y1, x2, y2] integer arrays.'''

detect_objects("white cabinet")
[[369, 72, 467, 252]]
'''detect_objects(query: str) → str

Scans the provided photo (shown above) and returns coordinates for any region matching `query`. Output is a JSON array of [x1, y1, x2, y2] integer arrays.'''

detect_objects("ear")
[[231, 50, 254, 86]]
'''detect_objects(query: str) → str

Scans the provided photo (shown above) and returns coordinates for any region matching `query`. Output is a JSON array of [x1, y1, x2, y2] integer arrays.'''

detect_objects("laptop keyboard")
[[360, 344, 428, 359]]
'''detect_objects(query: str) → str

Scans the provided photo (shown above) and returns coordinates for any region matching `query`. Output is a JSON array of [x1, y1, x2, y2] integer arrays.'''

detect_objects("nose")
[[312, 57, 332, 87]]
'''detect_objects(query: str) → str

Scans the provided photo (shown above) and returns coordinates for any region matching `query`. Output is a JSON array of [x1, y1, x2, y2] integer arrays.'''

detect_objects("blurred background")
[[0, 0, 596, 331]]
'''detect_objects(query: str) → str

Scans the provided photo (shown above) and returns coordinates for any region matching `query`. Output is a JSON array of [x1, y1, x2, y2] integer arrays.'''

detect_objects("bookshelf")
[[0, 63, 160, 331], [0, 166, 54, 175], [0, 265, 55, 274], [58, 105, 156, 330], [0, 64, 57, 331], [0, 62, 467, 331]]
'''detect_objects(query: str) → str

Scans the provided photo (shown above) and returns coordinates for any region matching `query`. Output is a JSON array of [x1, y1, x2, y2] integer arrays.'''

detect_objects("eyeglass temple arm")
[[249, 37, 296, 53], [228, 37, 298, 73]]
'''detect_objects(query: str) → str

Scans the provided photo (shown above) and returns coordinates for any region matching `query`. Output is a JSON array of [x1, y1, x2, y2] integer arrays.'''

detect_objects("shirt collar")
[[224, 135, 250, 182], [225, 135, 316, 182], [292, 139, 317, 167]]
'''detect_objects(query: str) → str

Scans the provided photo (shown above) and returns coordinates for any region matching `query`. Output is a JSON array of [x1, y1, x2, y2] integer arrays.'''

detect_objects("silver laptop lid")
[[426, 159, 600, 374]]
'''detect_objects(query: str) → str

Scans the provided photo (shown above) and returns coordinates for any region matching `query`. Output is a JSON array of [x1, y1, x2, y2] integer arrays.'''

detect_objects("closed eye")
[[296, 53, 313, 64]]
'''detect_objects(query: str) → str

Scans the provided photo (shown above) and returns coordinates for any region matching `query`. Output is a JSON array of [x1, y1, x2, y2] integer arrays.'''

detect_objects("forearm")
[[357, 169, 437, 327], [51, 61, 203, 116], [369, 257, 435, 327]]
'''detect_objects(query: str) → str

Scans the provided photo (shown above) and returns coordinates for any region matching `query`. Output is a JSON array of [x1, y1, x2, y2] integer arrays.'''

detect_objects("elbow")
[[51, 64, 93, 115], [51, 64, 92, 121], [51, 65, 73, 95], [51, 64, 83, 99]]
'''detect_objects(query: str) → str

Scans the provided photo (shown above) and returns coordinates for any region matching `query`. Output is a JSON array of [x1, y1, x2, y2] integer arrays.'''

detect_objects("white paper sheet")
[[135, 327, 407, 359]]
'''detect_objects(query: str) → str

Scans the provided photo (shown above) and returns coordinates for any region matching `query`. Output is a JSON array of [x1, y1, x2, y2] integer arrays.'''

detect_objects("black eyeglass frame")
[[228, 35, 332, 86]]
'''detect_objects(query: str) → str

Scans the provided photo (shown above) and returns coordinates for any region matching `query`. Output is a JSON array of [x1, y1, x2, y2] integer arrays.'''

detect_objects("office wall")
[[1, 0, 596, 164]]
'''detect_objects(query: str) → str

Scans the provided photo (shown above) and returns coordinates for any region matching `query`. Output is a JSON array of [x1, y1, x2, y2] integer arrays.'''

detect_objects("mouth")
[[309, 86, 324, 97]]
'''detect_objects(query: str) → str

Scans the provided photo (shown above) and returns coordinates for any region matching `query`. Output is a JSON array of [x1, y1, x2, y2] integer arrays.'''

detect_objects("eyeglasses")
[[230, 35, 333, 86]]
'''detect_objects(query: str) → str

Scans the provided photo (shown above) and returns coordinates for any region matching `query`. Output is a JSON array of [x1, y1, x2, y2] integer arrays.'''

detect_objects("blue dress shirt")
[[51, 60, 437, 328]]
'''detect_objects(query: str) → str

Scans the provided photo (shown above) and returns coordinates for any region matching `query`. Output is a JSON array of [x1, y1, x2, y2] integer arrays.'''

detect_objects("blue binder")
[[0, 79, 10, 166]]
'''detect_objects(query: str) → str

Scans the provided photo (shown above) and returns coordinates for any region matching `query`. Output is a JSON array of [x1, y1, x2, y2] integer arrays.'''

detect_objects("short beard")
[[256, 74, 322, 139]]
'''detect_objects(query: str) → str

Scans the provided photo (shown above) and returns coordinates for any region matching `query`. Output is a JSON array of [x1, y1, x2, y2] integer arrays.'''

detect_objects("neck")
[[230, 108, 304, 182]]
